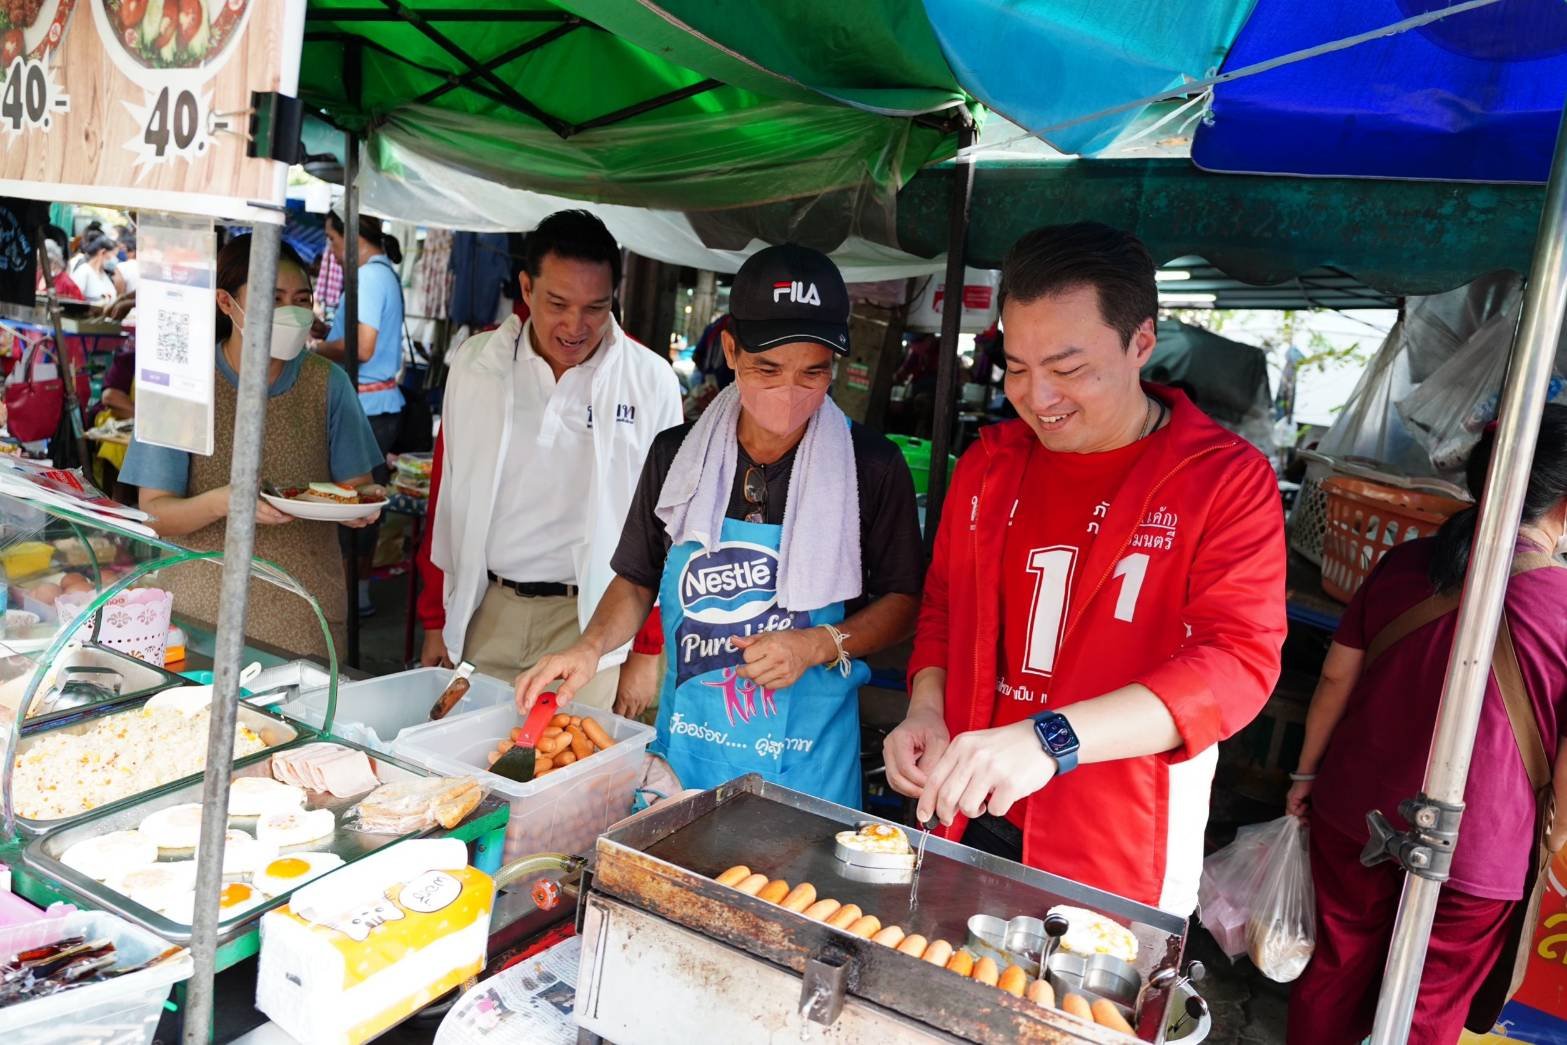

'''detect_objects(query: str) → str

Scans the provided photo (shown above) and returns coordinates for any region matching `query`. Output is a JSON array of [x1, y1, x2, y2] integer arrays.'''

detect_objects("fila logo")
[[772, 281, 821, 306]]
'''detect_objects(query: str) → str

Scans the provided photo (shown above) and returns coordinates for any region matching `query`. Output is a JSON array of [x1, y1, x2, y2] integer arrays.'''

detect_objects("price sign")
[[0, 58, 67, 134], [0, 0, 303, 222]]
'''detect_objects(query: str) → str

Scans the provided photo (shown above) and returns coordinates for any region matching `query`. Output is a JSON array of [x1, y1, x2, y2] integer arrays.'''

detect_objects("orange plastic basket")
[[1319, 477, 1469, 603]]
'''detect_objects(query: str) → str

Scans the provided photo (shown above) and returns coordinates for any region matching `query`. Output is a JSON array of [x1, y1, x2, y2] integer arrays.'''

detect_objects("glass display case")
[[0, 489, 342, 840]]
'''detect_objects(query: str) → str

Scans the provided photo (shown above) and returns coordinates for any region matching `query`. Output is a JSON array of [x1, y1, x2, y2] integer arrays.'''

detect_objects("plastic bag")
[[1198, 815, 1316, 982]]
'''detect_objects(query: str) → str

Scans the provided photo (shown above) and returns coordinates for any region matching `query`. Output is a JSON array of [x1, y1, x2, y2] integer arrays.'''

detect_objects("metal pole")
[[33, 230, 91, 469], [924, 119, 976, 553], [343, 130, 361, 669], [183, 222, 282, 1042], [1370, 100, 1567, 1044]]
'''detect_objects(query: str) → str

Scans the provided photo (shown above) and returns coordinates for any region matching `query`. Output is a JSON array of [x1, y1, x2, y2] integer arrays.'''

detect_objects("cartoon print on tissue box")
[[256, 838, 494, 1045]]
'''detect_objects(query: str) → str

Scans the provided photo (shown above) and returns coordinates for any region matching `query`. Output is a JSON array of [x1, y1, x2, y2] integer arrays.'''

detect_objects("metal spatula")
[[488, 691, 560, 782]]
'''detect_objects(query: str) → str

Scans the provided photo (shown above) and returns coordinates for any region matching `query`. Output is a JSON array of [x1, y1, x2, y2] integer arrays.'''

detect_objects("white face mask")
[[229, 302, 314, 361]]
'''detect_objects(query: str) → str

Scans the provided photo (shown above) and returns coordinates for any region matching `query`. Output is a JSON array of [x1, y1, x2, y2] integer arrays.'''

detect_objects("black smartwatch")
[[1031, 710, 1080, 775]]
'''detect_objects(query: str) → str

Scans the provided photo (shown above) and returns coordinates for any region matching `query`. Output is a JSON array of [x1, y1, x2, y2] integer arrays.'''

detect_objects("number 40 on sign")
[[0, 58, 68, 136]]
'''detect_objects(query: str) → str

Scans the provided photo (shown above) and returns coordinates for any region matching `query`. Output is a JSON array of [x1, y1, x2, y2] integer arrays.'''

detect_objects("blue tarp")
[[1192, 0, 1567, 182], [920, 0, 1255, 155]]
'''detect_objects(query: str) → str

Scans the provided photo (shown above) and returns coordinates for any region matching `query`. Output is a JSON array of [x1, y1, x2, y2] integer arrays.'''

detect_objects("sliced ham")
[[269, 743, 379, 797]]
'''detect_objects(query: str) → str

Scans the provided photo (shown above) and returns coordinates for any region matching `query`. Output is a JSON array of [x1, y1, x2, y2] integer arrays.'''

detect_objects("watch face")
[[1041, 717, 1077, 752]]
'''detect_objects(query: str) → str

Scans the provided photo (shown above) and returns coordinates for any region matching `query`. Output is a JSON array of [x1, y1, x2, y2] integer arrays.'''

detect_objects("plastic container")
[[394, 702, 655, 861], [285, 667, 515, 755], [1319, 477, 1468, 602], [887, 434, 957, 495], [0, 909, 193, 1044]]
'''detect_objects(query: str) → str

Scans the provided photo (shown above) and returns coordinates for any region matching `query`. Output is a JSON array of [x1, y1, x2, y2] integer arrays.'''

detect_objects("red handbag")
[[5, 338, 90, 443]]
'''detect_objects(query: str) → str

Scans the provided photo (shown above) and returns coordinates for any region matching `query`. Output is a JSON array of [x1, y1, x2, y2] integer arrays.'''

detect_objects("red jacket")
[[908, 388, 1286, 911], [415, 428, 663, 654]]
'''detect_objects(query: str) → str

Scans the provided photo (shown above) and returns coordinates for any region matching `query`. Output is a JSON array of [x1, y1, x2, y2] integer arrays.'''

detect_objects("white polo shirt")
[[484, 330, 601, 584]]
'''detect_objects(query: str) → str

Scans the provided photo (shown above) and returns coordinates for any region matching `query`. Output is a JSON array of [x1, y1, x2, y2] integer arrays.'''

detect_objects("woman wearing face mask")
[[516, 244, 924, 806], [1286, 404, 1567, 1045], [119, 236, 385, 659]]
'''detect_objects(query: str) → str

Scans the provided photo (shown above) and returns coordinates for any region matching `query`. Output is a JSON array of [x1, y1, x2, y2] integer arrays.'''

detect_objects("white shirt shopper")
[[422, 210, 682, 711]]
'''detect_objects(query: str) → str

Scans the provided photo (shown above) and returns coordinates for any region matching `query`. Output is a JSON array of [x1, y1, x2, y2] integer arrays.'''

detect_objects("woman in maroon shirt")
[[1285, 406, 1567, 1045]]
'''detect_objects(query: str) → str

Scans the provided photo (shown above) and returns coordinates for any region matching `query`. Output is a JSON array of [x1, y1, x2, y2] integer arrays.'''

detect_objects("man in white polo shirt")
[[418, 211, 682, 708]]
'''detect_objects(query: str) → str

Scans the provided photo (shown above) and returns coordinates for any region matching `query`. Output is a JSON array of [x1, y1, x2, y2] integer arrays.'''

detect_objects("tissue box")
[[256, 839, 493, 1044]]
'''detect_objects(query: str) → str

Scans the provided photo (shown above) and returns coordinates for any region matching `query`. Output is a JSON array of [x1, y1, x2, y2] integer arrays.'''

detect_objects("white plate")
[[261, 492, 386, 522]]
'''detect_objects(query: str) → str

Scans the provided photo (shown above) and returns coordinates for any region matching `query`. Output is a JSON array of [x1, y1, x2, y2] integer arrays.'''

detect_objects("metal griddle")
[[577, 775, 1189, 1044]]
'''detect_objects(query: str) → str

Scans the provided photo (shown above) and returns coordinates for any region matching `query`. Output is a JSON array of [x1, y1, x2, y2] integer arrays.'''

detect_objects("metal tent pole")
[[343, 130, 362, 669], [923, 119, 976, 553], [183, 222, 282, 1042], [1369, 100, 1567, 1045]]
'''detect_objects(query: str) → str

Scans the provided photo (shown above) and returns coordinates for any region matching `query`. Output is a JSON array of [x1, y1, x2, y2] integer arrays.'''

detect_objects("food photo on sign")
[[0, 0, 71, 71]]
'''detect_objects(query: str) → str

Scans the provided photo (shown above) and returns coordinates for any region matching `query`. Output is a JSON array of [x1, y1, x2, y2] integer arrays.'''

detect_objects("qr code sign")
[[155, 308, 190, 365]]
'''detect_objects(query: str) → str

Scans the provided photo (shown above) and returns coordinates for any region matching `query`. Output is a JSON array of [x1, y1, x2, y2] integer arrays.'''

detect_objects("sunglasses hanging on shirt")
[[743, 465, 767, 524]]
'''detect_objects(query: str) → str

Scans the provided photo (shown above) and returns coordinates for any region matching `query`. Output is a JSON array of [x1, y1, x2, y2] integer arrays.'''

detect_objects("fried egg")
[[60, 830, 158, 881], [227, 777, 307, 818], [160, 881, 269, 925], [138, 803, 207, 849], [1048, 905, 1139, 963], [835, 823, 912, 855], [219, 830, 277, 875], [110, 861, 197, 914], [255, 807, 335, 848], [252, 852, 346, 897]]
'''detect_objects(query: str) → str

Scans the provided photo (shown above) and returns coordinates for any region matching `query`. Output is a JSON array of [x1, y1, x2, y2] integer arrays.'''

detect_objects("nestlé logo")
[[679, 541, 778, 624]]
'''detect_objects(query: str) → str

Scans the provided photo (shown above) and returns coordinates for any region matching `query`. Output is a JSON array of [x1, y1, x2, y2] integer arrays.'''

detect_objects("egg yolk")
[[267, 858, 312, 879], [220, 883, 255, 908]]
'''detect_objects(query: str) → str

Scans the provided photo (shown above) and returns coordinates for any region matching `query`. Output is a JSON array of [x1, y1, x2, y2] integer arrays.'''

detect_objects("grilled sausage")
[[803, 899, 842, 922], [846, 915, 881, 938], [998, 965, 1028, 997], [1092, 999, 1135, 1033], [1026, 978, 1055, 1009], [549, 714, 571, 728], [871, 925, 905, 948], [715, 865, 751, 887], [1061, 994, 1093, 1021], [734, 873, 768, 896], [945, 950, 975, 977], [971, 957, 999, 987], [781, 883, 817, 912], [826, 904, 863, 930], [896, 934, 928, 958], [757, 879, 791, 904], [921, 939, 954, 966]]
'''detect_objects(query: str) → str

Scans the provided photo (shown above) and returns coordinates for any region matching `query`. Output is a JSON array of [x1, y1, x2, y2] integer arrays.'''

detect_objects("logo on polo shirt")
[[772, 281, 822, 306], [679, 541, 778, 624]]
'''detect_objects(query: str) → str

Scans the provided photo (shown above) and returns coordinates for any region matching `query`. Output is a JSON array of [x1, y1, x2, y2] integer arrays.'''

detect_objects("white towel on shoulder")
[[655, 384, 862, 612]]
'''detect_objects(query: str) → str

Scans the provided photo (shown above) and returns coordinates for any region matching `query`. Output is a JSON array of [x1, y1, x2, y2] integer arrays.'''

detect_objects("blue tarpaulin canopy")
[[1191, 0, 1567, 182]]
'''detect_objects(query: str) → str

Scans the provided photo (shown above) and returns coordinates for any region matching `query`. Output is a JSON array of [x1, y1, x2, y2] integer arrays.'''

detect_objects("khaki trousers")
[[462, 584, 619, 710]]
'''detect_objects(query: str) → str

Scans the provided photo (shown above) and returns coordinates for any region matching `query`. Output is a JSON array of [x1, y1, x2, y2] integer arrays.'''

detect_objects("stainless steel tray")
[[590, 775, 1186, 1043], [14, 642, 190, 732], [11, 701, 306, 837], [23, 738, 439, 945]]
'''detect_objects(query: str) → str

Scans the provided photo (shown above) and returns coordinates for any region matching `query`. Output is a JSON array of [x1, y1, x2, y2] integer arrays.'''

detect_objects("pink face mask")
[[739, 381, 827, 437]]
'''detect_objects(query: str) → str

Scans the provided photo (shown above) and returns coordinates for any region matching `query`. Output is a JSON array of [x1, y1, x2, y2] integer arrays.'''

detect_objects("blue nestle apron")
[[651, 516, 869, 807]]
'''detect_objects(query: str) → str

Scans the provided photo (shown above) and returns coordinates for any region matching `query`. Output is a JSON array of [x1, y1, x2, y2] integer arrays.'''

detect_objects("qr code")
[[155, 308, 189, 365]]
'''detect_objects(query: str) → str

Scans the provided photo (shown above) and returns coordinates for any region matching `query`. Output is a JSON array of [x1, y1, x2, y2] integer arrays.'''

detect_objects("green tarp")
[[897, 160, 1547, 295], [301, 0, 971, 210]]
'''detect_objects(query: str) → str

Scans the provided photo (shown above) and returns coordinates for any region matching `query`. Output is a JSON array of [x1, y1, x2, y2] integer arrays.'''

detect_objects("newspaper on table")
[[435, 936, 583, 1045]]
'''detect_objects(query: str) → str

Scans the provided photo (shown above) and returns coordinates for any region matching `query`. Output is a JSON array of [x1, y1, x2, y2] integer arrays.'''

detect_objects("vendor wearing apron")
[[516, 245, 924, 807]]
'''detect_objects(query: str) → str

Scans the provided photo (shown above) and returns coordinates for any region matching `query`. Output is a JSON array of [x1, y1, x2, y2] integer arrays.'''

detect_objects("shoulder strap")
[[1363, 552, 1564, 671], [1494, 616, 1551, 792], [1364, 593, 1459, 670]]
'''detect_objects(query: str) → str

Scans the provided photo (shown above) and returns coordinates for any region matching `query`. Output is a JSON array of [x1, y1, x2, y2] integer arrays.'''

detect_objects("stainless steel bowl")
[[967, 913, 1048, 969]]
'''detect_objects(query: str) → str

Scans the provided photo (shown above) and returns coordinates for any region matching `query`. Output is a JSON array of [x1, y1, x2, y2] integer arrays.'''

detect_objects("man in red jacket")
[[884, 223, 1286, 914]]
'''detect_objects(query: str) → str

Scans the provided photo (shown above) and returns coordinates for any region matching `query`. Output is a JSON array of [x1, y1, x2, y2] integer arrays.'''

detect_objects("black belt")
[[488, 572, 577, 598]]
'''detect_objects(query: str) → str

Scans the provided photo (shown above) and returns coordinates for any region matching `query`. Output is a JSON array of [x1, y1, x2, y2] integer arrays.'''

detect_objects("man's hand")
[[341, 484, 387, 529], [515, 641, 601, 714], [731, 628, 833, 690], [419, 630, 451, 669], [883, 706, 950, 798], [614, 651, 662, 720], [917, 720, 1058, 826]]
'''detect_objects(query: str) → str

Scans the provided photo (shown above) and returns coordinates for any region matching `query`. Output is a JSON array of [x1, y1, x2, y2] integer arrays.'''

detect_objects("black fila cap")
[[730, 243, 851, 356]]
